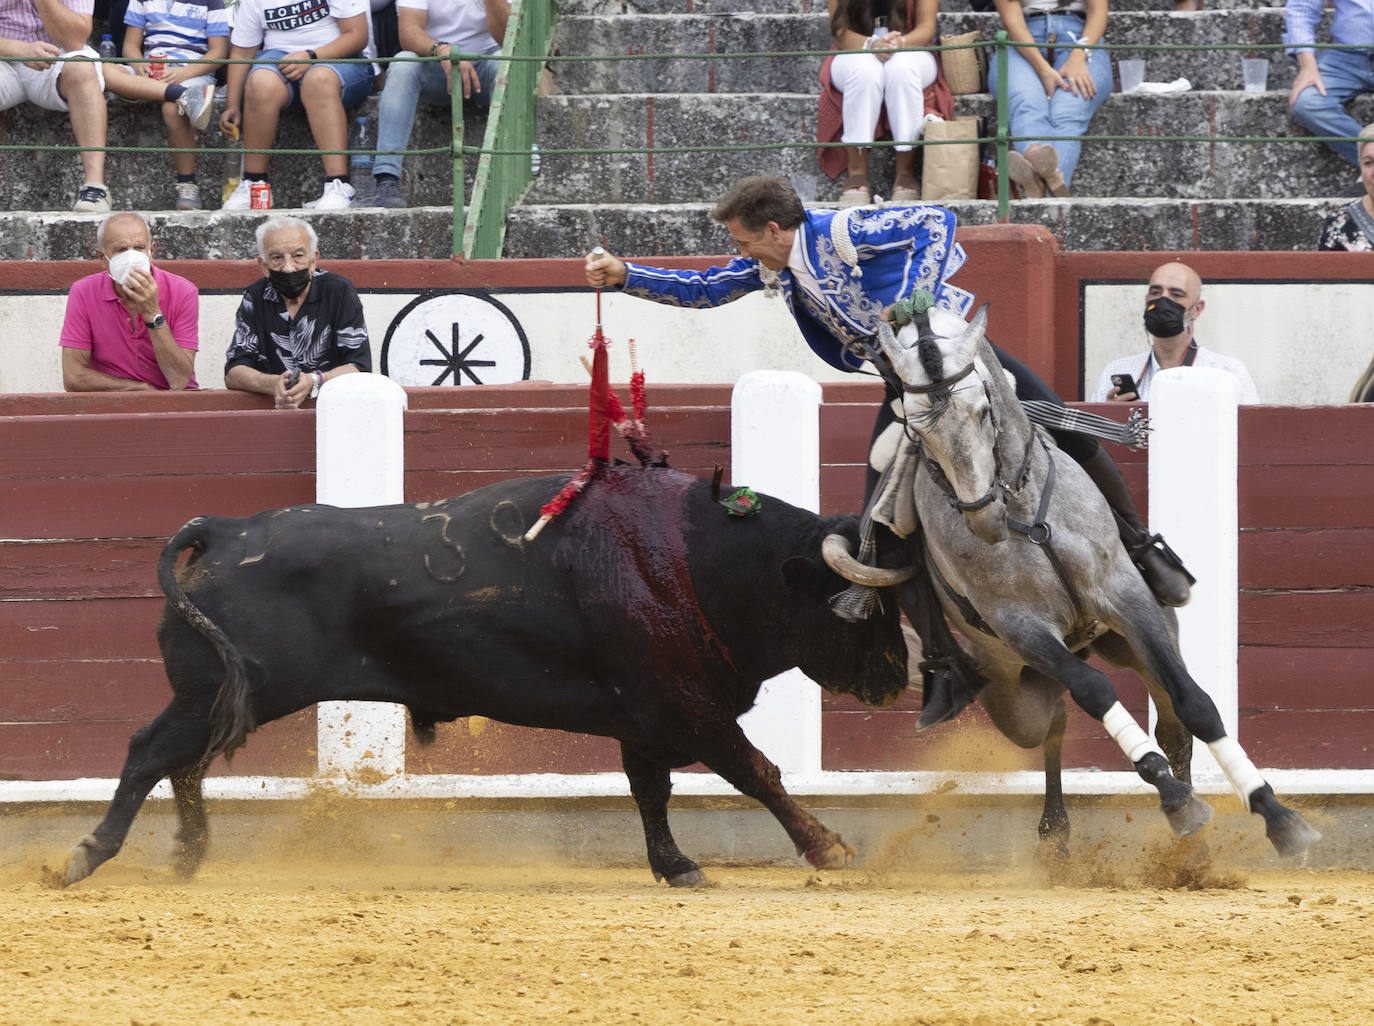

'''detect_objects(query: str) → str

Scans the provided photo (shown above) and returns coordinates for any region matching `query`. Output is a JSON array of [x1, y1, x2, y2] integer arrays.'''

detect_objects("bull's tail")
[[158, 519, 257, 763]]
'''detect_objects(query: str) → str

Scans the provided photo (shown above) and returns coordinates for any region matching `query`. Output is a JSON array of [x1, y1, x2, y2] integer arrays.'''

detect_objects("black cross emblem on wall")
[[420, 321, 497, 385]]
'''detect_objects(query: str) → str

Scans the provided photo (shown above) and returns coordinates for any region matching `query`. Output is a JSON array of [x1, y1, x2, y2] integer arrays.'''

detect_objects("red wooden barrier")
[[2, 389, 1370, 780]]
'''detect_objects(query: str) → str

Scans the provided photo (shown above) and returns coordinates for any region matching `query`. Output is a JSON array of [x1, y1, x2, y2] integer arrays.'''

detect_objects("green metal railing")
[[460, 0, 556, 258]]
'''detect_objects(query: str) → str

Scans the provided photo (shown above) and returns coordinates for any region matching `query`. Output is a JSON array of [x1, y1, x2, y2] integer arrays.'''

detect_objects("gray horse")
[[824, 306, 1320, 858]]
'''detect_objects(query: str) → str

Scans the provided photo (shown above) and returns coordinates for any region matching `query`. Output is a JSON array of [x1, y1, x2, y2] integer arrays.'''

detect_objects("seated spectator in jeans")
[[1285, 0, 1374, 169], [0, 0, 111, 211], [819, 0, 940, 208], [225, 216, 371, 409], [371, 0, 508, 208], [102, 0, 228, 210], [218, 0, 376, 211], [60, 212, 199, 391], [1319, 124, 1374, 249], [988, 0, 1112, 198]]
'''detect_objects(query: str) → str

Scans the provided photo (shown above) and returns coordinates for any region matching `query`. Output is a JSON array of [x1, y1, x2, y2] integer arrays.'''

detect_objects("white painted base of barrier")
[[2, 768, 1369, 806]]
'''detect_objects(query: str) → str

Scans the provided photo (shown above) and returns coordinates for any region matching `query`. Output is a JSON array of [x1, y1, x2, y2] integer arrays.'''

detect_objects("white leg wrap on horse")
[[1207, 736, 1267, 812], [1102, 702, 1164, 765]]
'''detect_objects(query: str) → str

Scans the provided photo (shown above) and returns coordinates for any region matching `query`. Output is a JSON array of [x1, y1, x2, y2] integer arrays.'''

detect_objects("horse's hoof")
[[170, 845, 202, 880], [666, 868, 707, 888], [1267, 809, 1321, 857], [809, 840, 856, 871], [1163, 795, 1213, 837], [63, 836, 99, 887]]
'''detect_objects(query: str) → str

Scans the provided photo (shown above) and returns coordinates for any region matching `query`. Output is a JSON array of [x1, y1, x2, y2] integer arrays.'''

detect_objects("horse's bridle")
[[911, 361, 1035, 514]]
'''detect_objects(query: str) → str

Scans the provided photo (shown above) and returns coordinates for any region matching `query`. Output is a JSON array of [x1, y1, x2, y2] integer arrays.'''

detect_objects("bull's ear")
[[781, 554, 838, 598]]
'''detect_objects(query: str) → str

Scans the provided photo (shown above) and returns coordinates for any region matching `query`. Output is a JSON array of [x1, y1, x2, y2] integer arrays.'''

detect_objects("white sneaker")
[[221, 177, 254, 211], [311, 178, 355, 211], [176, 83, 215, 133]]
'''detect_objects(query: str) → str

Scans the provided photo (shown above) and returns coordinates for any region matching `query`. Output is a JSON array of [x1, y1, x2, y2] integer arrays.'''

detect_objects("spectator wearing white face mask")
[[59, 211, 199, 391]]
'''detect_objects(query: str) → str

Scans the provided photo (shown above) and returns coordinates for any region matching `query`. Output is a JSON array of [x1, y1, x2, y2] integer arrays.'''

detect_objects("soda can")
[[250, 181, 272, 210], [149, 50, 165, 79]]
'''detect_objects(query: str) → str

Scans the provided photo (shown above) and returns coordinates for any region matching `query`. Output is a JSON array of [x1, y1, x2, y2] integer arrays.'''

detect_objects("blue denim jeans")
[[374, 45, 499, 179], [249, 48, 375, 109], [986, 13, 1113, 184], [1290, 47, 1374, 167]]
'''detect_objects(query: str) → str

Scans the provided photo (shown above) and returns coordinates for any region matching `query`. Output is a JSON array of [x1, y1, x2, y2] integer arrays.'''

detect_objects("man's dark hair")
[[711, 176, 805, 233]]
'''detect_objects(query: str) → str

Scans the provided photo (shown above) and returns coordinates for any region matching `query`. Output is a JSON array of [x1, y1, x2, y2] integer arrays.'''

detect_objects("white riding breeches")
[[829, 48, 939, 151]]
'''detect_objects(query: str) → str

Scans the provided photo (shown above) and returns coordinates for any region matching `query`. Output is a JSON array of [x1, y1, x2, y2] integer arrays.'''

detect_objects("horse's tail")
[[158, 519, 257, 763]]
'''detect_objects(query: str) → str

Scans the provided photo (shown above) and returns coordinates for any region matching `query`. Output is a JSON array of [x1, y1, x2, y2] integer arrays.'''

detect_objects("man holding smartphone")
[[1090, 261, 1261, 403]]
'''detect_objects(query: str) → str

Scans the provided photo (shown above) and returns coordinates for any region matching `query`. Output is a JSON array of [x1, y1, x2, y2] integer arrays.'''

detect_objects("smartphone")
[[1111, 373, 1139, 397]]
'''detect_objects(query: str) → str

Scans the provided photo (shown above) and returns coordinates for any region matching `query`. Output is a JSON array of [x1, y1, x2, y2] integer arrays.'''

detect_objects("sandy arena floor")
[[2, 815, 1371, 1026]]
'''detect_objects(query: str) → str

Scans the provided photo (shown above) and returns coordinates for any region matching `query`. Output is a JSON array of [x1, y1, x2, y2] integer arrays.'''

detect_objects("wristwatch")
[[145, 313, 166, 330], [309, 371, 324, 399]]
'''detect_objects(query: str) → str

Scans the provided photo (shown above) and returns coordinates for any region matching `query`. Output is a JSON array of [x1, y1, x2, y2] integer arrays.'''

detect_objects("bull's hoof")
[[1162, 794, 1213, 838], [170, 842, 204, 880], [808, 840, 857, 871], [665, 868, 707, 888], [1266, 808, 1321, 857], [63, 835, 101, 887]]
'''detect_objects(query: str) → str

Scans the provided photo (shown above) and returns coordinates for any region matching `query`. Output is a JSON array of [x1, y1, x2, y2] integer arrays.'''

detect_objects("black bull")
[[65, 466, 909, 887]]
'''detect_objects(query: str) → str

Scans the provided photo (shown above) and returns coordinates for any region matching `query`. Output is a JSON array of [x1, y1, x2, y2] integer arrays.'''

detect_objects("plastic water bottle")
[[349, 116, 375, 205], [99, 34, 117, 101], [530, 143, 541, 176]]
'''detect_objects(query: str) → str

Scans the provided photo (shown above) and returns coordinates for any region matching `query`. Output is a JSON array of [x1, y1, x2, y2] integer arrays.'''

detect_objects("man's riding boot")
[[894, 576, 986, 730], [1079, 445, 1195, 607], [915, 658, 982, 730]]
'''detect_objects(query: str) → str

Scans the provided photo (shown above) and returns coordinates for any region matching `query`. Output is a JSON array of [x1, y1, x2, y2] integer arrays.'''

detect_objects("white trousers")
[[829, 49, 939, 151]]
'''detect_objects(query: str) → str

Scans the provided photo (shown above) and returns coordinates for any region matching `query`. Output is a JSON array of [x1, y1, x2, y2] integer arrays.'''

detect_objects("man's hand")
[[280, 50, 312, 82], [119, 266, 161, 319], [274, 369, 312, 410], [3, 39, 61, 71], [1289, 52, 1325, 108], [219, 105, 241, 139], [585, 250, 628, 288], [457, 58, 481, 98], [1105, 384, 1139, 402]]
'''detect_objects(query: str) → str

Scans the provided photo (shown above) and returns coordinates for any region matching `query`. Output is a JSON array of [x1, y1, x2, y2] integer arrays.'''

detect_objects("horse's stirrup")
[[1128, 531, 1196, 608]]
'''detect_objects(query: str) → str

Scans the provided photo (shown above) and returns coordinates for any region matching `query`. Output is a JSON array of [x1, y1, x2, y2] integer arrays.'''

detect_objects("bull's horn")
[[821, 534, 918, 586]]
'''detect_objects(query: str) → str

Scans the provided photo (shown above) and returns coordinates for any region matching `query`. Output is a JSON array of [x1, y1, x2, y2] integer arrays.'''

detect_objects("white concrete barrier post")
[[1148, 367, 1241, 784], [315, 374, 410, 781], [731, 371, 824, 780]]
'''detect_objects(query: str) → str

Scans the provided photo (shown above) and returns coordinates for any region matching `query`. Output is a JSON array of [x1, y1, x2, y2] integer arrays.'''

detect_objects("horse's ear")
[[958, 305, 990, 356], [875, 318, 902, 363]]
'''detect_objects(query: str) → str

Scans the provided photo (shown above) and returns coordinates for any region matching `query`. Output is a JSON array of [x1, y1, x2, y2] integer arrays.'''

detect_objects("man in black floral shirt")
[[225, 215, 372, 409]]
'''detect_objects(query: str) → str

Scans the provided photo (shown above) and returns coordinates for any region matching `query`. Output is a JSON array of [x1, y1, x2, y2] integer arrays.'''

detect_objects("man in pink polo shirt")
[[60, 212, 199, 391]]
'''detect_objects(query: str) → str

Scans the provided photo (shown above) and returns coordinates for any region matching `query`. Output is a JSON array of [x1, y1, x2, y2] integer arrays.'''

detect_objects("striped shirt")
[[124, 0, 229, 59], [1284, 0, 1374, 55], [0, 0, 93, 46]]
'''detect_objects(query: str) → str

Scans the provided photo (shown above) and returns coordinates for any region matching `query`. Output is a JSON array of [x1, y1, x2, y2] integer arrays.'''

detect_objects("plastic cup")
[[1118, 59, 1145, 94], [1242, 58, 1268, 94]]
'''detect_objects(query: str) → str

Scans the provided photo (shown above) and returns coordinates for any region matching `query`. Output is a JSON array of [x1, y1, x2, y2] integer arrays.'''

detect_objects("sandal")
[[1006, 150, 1045, 199], [1027, 144, 1070, 197], [889, 183, 921, 204], [839, 184, 872, 208]]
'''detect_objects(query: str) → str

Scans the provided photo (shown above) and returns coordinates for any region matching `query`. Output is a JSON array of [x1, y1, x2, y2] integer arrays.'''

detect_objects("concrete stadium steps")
[[529, 91, 1372, 204], [548, 10, 1316, 96], [0, 95, 477, 213], [0, 208, 460, 261], [500, 196, 1351, 257]]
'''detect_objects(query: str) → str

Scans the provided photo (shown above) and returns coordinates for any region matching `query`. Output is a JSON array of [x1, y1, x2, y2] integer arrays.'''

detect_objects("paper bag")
[[921, 117, 980, 202], [939, 31, 986, 96]]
